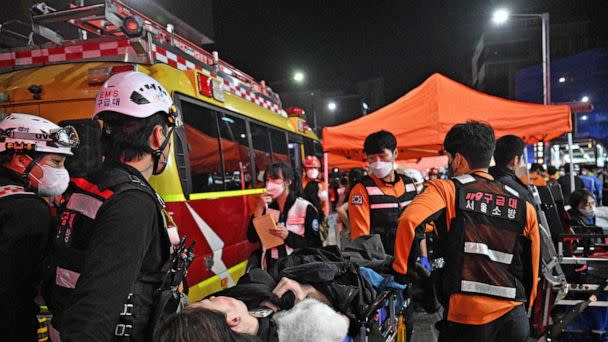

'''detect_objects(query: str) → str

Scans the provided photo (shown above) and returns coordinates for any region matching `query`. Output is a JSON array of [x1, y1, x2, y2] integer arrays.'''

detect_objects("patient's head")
[[190, 296, 259, 335], [154, 306, 260, 342]]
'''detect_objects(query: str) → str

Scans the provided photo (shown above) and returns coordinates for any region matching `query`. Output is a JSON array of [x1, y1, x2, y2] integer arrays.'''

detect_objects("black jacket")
[[558, 174, 586, 203], [0, 167, 51, 341], [247, 192, 321, 269], [50, 162, 170, 342], [489, 166, 536, 204]]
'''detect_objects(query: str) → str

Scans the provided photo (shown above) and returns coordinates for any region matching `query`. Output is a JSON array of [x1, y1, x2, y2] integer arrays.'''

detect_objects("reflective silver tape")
[[400, 200, 412, 208], [454, 174, 476, 184], [464, 242, 514, 264], [405, 183, 416, 193], [365, 186, 385, 196], [461, 280, 516, 299], [503, 185, 520, 198], [370, 203, 399, 209], [67, 192, 104, 219]]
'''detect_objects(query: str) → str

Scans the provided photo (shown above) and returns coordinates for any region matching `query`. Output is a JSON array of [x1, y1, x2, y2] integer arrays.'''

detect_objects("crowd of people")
[[1, 70, 606, 342]]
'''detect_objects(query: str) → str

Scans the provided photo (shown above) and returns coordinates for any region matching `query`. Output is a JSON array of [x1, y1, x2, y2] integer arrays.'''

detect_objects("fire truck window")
[[58, 119, 102, 178], [250, 123, 272, 188], [181, 101, 224, 193], [270, 129, 289, 165], [218, 114, 252, 190]]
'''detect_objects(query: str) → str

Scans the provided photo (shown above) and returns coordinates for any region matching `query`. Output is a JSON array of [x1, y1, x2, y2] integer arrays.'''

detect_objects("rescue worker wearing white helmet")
[[45, 71, 179, 342], [0, 113, 78, 341]]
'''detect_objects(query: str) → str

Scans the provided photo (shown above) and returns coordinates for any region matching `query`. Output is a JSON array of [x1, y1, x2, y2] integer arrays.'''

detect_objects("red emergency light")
[[285, 107, 305, 117], [197, 73, 213, 98]]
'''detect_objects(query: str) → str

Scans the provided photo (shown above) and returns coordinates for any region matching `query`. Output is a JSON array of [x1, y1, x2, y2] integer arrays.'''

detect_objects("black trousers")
[[437, 304, 529, 342]]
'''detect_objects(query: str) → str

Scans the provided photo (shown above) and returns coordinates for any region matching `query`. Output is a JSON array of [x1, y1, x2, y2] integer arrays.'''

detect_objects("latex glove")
[[419, 256, 432, 273]]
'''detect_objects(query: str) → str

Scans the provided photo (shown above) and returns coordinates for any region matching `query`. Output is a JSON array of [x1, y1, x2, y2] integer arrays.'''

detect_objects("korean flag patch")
[[351, 194, 363, 206]]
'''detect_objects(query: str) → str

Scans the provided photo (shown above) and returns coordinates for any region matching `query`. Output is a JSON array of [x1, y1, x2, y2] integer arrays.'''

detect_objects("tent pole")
[[567, 132, 575, 193], [324, 153, 329, 193]]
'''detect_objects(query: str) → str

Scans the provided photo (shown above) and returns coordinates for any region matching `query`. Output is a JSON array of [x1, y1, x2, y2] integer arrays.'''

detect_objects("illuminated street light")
[[581, 96, 590, 103], [558, 77, 566, 83], [492, 9, 510, 25], [581, 114, 588, 121], [327, 101, 337, 111], [293, 71, 305, 83]]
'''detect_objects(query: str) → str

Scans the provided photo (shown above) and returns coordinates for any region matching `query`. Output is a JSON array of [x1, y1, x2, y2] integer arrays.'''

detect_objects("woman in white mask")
[[0, 113, 77, 341], [248, 162, 323, 269], [567, 188, 598, 226]]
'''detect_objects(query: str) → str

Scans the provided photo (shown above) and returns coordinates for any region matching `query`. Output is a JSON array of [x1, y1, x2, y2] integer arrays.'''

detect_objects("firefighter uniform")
[[0, 168, 52, 341], [46, 162, 171, 341], [393, 171, 540, 338], [348, 173, 417, 255]]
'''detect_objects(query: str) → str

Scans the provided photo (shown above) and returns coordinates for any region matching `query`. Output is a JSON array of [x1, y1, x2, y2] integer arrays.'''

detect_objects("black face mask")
[[152, 127, 174, 176]]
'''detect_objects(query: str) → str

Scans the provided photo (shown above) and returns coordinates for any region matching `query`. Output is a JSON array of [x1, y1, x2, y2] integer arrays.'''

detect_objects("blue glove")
[[419, 256, 432, 273]]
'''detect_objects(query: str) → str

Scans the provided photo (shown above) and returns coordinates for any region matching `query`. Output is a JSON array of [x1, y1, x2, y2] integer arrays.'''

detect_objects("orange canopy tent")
[[323, 73, 572, 169]]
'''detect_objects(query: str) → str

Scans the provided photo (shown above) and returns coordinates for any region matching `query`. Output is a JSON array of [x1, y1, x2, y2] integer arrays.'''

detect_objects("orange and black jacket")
[[348, 173, 417, 255], [393, 171, 540, 325]]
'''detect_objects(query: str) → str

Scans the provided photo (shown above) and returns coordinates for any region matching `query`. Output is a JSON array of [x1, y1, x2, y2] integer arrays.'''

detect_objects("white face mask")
[[370, 161, 393, 179], [306, 169, 320, 180], [318, 190, 328, 201], [266, 182, 285, 199], [31, 164, 70, 197], [579, 207, 596, 218]]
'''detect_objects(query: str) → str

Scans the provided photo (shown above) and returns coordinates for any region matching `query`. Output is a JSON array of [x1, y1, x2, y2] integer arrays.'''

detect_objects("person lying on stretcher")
[[156, 276, 349, 342]]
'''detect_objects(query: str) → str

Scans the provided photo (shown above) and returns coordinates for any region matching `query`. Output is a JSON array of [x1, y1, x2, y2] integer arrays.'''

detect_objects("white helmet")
[[93, 71, 178, 126], [402, 168, 424, 185], [0, 113, 78, 156]]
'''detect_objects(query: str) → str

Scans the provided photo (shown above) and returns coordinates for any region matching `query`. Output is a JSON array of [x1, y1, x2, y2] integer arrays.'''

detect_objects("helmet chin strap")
[[151, 127, 174, 176], [21, 153, 43, 189]]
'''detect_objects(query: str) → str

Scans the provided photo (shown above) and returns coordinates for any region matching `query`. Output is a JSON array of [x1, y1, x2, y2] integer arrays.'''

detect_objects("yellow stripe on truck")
[[162, 188, 266, 202], [187, 260, 249, 302]]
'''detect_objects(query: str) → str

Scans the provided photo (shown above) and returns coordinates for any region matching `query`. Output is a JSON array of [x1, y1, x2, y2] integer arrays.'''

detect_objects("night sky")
[[205, 0, 606, 104]]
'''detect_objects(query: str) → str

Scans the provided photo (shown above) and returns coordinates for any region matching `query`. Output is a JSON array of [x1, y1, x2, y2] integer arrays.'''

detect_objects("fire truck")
[[0, 0, 322, 301]]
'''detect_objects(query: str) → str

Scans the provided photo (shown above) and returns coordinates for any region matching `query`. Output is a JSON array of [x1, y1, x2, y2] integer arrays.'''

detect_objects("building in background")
[[516, 48, 608, 159], [472, 19, 599, 99]]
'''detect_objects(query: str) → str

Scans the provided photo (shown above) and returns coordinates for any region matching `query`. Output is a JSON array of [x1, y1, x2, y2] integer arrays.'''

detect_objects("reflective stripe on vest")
[[55, 266, 80, 289], [66, 192, 104, 219], [461, 280, 516, 299], [464, 242, 514, 264]]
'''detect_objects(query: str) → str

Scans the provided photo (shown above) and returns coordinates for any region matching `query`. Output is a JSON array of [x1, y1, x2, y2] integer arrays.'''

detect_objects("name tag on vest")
[[458, 190, 522, 222]]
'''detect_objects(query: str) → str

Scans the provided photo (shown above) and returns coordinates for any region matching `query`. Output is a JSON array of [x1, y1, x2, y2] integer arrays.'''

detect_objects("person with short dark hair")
[[547, 165, 559, 184], [154, 307, 261, 342], [393, 121, 540, 342], [489, 135, 535, 204], [46, 72, 180, 341], [524, 163, 548, 187], [248, 162, 322, 270], [0, 113, 77, 341], [347, 130, 418, 254]]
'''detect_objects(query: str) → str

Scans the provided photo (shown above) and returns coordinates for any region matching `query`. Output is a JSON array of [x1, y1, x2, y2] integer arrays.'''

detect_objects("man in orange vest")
[[302, 155, 329, 216], [393, 121, 540, 342]]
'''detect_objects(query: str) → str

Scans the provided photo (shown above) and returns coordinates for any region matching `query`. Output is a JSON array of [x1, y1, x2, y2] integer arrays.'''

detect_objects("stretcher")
[[344, 288, 410, 342], [532, 184, 608, 341]]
